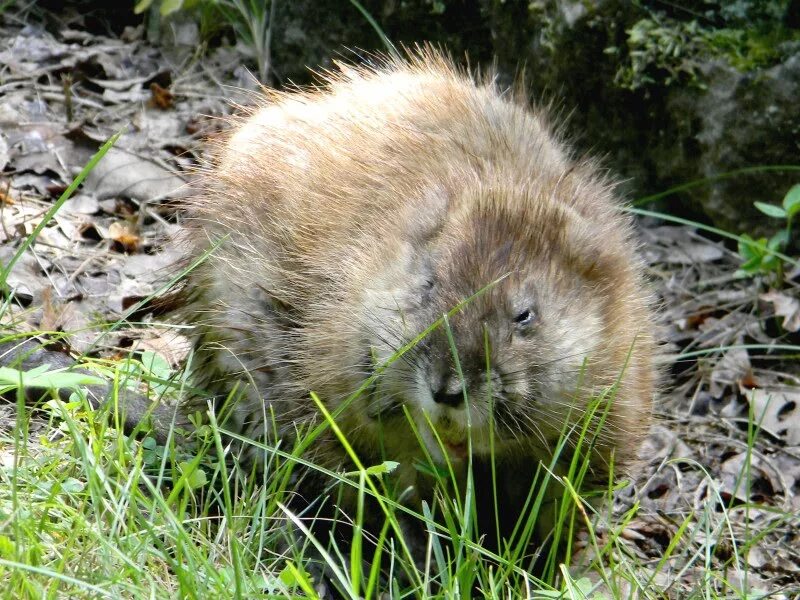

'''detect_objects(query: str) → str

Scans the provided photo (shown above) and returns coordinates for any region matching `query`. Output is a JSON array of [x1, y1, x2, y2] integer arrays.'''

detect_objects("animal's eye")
[[513, 309, 535, 327]]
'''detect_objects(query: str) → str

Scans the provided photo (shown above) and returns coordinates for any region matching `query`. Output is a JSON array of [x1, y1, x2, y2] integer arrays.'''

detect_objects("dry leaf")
[[83, 147, 185, 201], [149, 82, 174, 109], [0, 185, 14, 205], [719, 452, 779, 503], [709, 347, 751, 397], [130, 329, 192, 367], [760, 290, 800, 332], [744, 387, 800, 445], [107, 220, 140, 253], [0, 133, 8, 171]]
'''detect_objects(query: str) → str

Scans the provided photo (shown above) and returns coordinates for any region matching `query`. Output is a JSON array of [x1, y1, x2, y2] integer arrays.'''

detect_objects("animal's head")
[[340, 181, 654, 465]]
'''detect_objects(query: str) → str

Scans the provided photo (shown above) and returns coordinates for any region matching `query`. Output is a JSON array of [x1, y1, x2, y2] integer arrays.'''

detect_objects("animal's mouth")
[[443, 440, 468, 460], [437, 428, 470, 461], [416, 408, 489, 464]]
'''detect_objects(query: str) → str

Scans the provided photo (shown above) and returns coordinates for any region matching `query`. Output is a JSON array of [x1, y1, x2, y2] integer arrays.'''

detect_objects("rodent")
[[175, 50, 657, 558], [0, 51, 654, 564]]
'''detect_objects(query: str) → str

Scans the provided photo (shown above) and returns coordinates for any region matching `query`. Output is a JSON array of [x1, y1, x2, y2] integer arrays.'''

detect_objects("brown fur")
[[181, 50, 657, 552]]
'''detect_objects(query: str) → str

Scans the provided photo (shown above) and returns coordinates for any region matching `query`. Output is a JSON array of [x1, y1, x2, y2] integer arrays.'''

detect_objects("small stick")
[[62, 73, 73, 123]]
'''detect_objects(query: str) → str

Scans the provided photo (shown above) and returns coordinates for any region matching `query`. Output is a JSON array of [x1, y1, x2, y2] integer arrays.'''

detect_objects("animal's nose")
[[432, 378, 464, 407]]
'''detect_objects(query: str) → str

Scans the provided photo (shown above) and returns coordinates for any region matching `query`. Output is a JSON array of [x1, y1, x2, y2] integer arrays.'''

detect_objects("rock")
[[682, 55, 800, 235]]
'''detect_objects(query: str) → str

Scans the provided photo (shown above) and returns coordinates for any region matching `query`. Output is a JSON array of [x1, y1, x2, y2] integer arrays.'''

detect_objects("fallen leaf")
[[760, 290, 800, 332], [62, 194, 100, 215], [130, 329, 191, 367], [0, 133, 8, 171], [149, 82, 174, 109], [744, 387, 800, 445], [719, 452, 778, 503], [738, 370, 759, 389], [83, 147, 186, 201], [107, 221, 140, 253], [0, 184, 14, 205], [709, 347, 751, 397]]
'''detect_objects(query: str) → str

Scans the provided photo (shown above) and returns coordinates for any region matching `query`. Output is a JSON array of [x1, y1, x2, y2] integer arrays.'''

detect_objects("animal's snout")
[[432, 376, 464, 407]]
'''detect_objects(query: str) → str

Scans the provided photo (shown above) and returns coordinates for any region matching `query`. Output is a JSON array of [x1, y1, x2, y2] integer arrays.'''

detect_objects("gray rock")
[[684, 55, 800, 235]]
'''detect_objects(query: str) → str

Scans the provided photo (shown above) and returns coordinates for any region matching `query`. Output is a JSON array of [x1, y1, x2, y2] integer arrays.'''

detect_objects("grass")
[[0, 341, 623, 599], [3, 324, 798, 598]]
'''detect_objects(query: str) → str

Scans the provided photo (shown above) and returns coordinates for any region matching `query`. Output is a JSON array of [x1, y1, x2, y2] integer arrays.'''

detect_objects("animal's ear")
[[250, 284, 299, 326], [562, 211, 631, 284], [405, 184, 449, 245], [270, 294, 294, 314]]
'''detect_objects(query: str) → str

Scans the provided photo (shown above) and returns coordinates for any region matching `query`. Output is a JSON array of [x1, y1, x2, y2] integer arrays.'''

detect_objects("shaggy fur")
[[180, 50, 657, 550]]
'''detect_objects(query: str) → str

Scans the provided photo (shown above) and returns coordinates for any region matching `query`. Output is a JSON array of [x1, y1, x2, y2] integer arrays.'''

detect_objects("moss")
[[708, 27, 798, 71], [609, 0, 799, 90]]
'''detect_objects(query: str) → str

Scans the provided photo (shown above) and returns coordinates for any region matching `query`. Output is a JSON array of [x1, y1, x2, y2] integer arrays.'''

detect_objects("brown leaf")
[[39, 287, 69, 333], [0, 185, 14, 205], [107, 221, 140, 253], [739, 370, 759, 389], [149, 82, 174, 110]]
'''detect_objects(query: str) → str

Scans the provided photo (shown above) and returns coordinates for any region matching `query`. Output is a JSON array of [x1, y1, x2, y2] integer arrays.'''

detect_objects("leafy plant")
[[737, 183, 800, 284], [132, 0, 393, 83], [608, 1, 799, 90], [133, 0, 275, 81], [0, 365, 103, 393], [134, 0, 199, 17], [212, 0, 277, 83], [610, 17, 709, 90]]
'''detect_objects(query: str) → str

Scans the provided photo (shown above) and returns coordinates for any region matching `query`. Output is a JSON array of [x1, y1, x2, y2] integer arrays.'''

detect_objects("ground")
[[1, 7, 799, 599]]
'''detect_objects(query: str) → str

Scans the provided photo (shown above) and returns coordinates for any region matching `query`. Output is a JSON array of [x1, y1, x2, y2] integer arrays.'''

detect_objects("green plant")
[[0, 364, 103, 392], [608, 2, 799, 90], [737, 183, 800, 284], [2, 347, 621, 598], [132, 0, 394, 84], [0, 274, 636, 597], [610, 17, 709, 90], [214, 0, 277, 83], [133, 0, 276, 81], [8, 145, 800, 597], [8, 330, 797, 597]]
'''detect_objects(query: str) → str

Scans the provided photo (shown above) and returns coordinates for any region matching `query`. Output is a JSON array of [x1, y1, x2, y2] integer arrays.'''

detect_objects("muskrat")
[[3, 50, 656, 566], [176, 50, 657, 558]]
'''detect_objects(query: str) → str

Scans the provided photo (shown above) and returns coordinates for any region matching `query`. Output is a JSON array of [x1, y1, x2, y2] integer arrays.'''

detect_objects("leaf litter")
[[0, 5, 798, 596]]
